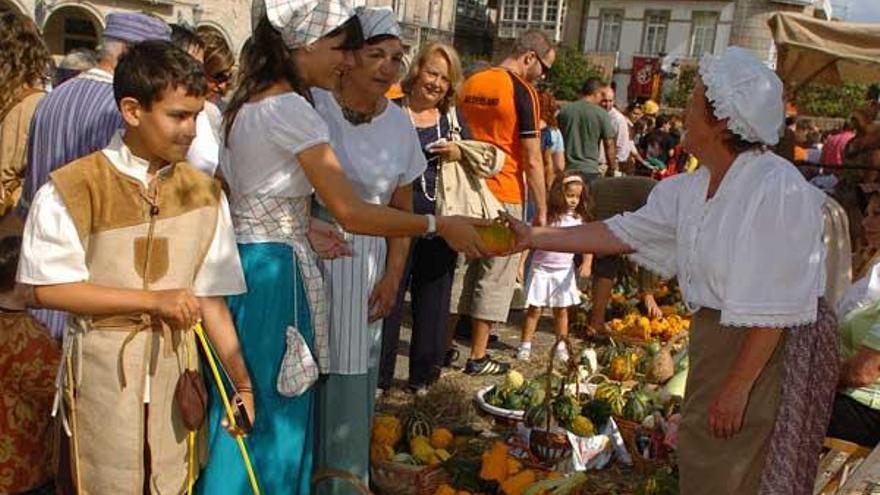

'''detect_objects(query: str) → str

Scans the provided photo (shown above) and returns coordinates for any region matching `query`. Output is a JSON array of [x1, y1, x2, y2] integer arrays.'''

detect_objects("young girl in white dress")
[[518, 173, 591, 361]]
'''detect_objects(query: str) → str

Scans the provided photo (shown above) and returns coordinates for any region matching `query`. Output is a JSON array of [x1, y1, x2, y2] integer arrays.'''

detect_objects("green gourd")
[[552, 395, 580, 428], [524, 404, 550, 429], [623, 389, 652, 423], [402, 410, 433, 441], [595, 381, 627, 417]]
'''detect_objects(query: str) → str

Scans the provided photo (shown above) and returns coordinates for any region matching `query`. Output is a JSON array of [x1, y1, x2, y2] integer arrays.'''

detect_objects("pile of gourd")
[[591, 334, 688, 388], [482, 370, 541, 412], [584, 340, 688, 424], [370, 411, 456, 467], [606, 313, 690, 342], [484, 370, 598, 439], [604, 279, 686, 322], [433, 441, 582, 495]]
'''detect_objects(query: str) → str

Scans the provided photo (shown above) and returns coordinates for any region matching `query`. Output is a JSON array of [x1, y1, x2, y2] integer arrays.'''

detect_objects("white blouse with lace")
[[605, 150, 827, 328]]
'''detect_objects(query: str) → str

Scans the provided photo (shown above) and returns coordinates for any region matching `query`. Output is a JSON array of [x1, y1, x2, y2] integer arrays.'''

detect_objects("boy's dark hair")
[[0, 236, 22, 292], [114, 40, 207, 109], [580, 77, 606, 97], [170, 24, 205, 56]]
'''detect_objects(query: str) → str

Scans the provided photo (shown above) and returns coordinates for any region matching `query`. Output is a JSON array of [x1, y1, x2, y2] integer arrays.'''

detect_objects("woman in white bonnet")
[[504, 47, 837, 494]]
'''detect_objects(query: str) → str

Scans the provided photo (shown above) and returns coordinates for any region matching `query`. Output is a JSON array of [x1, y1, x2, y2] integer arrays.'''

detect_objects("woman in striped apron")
[[311, 8, 427, 493]]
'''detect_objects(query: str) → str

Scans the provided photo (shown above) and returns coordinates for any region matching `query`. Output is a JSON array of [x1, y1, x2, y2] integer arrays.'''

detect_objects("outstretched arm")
[[298, 144, 488, 258], [503, 212, 633, 256]]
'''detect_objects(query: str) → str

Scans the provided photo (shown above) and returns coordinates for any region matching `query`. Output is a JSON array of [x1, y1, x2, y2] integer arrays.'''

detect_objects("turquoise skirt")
[[197, 243, 315, 495]]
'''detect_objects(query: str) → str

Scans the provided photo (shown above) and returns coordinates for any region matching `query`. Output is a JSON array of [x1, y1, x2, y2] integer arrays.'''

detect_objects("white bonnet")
[[355, 6, 401, 40], [251, 0, 355, 49], [698, 46, 785, 146]]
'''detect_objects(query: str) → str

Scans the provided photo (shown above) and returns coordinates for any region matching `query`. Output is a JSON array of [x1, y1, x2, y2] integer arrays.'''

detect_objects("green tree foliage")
[[663, 65, 698, 109], [547, 46, 602, 101], [795, 82, 869, 118]]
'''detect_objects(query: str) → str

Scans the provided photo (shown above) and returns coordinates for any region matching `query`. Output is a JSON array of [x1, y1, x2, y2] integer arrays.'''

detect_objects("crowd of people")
[[3, 1, 880, 495]]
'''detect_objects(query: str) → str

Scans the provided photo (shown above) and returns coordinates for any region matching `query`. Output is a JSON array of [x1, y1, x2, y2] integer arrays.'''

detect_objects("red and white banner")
[[629, 56, 661, 101]]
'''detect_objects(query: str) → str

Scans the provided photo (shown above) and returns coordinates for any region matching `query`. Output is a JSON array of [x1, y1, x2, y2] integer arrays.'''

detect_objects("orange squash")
[[479, 441, 510, 482], [430, 428, 454, 449], [433, 484, 456, 495], [500, 469, 536, 495], [475, 222, 516, 255]]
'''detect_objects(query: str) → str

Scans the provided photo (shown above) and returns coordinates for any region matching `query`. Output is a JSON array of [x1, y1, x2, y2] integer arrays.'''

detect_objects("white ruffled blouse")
[[605, 150, 827, 328]]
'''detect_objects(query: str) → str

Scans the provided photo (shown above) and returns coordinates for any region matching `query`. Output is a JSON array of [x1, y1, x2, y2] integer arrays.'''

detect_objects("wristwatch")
[[424, 214, 437, 238]]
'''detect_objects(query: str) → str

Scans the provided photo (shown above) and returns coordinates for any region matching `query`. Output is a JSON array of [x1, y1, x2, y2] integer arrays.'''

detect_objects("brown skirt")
[[678, 309, 785, 495], [678, 302, 839, 495]]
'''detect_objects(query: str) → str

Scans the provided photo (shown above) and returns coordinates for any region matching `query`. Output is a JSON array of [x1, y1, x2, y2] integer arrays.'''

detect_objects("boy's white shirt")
[[17, 131, 246, 297]]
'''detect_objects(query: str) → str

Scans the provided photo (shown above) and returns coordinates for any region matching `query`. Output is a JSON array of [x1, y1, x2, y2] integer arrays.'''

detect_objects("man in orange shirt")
[[453, 30, 553, 375]]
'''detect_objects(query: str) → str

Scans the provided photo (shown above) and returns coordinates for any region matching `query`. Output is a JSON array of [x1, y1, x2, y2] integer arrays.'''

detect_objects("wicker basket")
[[529, 336, 580, 466], [529, 427, 572, 466], [370, 460, 449, 495], [313, 469, 372, 495], [614, 416, 668, 474]]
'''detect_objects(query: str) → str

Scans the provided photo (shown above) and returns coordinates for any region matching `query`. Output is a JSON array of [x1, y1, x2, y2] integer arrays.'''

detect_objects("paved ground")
[[384, 298, 566, 393]]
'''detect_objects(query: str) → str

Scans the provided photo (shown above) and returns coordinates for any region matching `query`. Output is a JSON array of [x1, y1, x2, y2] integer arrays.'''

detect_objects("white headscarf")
[[355, 6, 400, 41], [699, 46, 785, 146], [252, 0, 355, 49]]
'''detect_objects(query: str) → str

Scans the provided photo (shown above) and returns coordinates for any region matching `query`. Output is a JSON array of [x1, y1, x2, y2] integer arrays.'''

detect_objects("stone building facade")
[[1, 0, 247, 59], [0, 0, 458, 63], [562, 0, 828, 103], [360, 0, 456, 48], [454, 0, 494, 57], [493, 0, 566, 58], [728, 0, 816, 61]]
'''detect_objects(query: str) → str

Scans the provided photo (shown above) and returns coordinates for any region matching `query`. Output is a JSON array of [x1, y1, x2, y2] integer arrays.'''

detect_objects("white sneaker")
[[555, 343, 570, 363], [517, 346, 531, 361], [374, 388, 385, 400], [414, 387, 429, 398]]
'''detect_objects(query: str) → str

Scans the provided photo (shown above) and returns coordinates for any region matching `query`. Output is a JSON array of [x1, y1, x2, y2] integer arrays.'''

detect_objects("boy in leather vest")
[[18, 40, 253, 494]]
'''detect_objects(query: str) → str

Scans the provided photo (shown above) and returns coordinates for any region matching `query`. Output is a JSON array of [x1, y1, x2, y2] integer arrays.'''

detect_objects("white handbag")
[[276, 261, 319, 397]]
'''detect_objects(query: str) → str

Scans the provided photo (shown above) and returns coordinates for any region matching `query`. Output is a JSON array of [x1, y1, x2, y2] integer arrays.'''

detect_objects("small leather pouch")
[[175, 369, 208, 431]]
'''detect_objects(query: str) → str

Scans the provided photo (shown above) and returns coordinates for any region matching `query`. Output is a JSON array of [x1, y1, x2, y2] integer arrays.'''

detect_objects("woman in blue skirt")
[[197, 1, 488, 493]]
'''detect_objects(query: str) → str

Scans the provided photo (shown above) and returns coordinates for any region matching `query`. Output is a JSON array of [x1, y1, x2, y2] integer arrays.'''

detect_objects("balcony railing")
[[398, 22, 454, 46], [497, 21, 560, 41]]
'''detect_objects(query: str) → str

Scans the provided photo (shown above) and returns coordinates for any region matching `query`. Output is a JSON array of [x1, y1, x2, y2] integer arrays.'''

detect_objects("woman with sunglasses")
[[197, 2, 487, 493], [197, 27, 235, 109]]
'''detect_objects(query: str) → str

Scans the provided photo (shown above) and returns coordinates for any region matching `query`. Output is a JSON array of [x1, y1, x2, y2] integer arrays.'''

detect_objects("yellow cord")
[[193, 323, 261, 495], [186, 330, 196, 495], [187, 431, 195, 495]]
